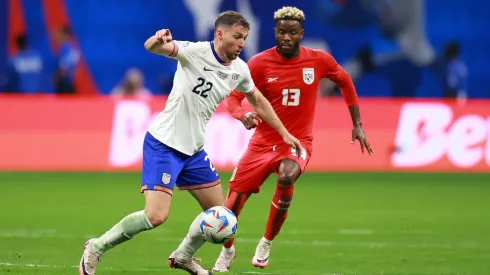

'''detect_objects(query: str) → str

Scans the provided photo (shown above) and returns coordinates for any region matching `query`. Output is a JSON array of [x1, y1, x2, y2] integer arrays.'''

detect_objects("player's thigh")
[[177, 149, 222, 209], [272, 143, 312, 180], [228, 148, 273, 194], [144, 190, 172, 226], [188, 183, 225, 211], [141, 131, 184, 196]]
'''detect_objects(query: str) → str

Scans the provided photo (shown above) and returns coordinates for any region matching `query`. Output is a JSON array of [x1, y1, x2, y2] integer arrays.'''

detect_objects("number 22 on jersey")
[[282, 89, 300, 106]]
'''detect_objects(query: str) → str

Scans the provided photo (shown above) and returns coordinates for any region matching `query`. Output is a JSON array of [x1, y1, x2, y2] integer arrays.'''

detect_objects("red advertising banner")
[[1, 95, 489, 172]]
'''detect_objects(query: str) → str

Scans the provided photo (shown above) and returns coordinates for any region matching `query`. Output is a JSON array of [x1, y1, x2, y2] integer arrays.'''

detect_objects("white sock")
[[91, 210, 153, 254], [175, 212, 206, 262], [223, 246, 234, 253]]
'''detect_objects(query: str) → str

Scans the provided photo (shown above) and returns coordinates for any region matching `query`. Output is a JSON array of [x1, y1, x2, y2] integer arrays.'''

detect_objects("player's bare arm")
[[144, 29, 175, 56], [244, 88, 303, 156], [348, 105, 374, 155]]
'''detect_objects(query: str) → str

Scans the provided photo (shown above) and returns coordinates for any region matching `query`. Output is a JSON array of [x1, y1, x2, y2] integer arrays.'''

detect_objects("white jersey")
[[148, 41, 255, 155]]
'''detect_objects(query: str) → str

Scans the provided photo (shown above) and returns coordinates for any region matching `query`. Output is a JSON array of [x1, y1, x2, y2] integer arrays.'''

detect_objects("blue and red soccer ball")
[[200, 206, 238, 244]]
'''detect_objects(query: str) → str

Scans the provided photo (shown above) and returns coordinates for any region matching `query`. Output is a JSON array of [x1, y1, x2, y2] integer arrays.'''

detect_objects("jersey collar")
[[210, 41, 232, 66], [274, 46, 303, 63]]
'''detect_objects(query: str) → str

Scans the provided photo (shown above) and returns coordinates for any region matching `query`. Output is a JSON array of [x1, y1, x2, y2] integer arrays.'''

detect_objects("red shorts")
[[228, 143, 312, 193]]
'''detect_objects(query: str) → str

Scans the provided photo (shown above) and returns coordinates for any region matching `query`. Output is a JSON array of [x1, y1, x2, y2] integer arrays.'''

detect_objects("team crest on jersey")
[[162, 173, 171, 184], [229, 73, 240, 89], [303, 68, 314, 85]]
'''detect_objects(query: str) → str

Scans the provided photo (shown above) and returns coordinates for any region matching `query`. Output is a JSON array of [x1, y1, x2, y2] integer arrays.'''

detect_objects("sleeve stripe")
[[169, 41, 179, 57], [247, 86, 256, 94]]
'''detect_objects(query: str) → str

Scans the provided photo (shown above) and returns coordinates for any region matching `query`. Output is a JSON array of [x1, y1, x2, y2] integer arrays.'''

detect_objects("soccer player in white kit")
[[79, 11, 303, 275]]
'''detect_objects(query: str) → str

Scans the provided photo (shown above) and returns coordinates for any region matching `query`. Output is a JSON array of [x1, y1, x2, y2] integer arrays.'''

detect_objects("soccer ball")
[[200, 206, 238, 244]]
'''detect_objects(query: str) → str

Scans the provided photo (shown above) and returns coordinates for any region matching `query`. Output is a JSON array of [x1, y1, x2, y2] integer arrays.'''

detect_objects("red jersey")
[[227, 46, 358, 150]]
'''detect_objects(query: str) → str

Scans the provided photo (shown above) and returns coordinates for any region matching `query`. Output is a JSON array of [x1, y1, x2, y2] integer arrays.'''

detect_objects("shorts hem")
[[140, 184, 174, 195], [177, 179, 221, 190], [228, 184, 260, 194]]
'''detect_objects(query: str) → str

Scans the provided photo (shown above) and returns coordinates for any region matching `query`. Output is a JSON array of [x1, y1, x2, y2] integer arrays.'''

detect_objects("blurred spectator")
[[111, 68, 152, 98], [318, 0, 436, 97], [53, 26, 80, 94], [444, 41, 468, 100], [4, 34, 44, 93]]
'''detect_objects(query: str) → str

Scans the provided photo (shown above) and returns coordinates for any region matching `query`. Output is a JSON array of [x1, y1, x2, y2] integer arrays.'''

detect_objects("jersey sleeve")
[[225, 91, 247, 120], [321, 51, 359, 107], [235, 60, 256, 94], [167, 40, 196, 63]]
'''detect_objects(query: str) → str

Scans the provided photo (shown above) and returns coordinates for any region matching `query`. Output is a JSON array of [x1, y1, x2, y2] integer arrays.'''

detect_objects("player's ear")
[[299, 28, 304, 40], [216, 28, 223, 40]]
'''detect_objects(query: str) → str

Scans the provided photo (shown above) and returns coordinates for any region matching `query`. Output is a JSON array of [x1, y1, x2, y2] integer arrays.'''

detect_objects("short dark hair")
[[215, 11, 250, 30]]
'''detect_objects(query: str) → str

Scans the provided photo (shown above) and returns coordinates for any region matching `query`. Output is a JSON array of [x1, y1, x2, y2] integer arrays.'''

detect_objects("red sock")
[[264, 184, 294, 241], [223, 190, 250, 248]]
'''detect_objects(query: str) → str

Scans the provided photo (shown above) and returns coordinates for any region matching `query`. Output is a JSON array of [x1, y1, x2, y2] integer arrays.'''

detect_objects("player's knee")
[[144, 209, 169, 227], [277, 173, 295, 186]]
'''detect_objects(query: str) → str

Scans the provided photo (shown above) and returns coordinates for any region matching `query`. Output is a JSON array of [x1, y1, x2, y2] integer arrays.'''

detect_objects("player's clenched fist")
[[241, 112, 262, 130], [155, 29, 172, 44]]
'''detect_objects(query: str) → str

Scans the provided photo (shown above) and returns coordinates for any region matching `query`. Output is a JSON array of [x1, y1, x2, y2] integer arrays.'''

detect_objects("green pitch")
[[1, 172, 489, 275]]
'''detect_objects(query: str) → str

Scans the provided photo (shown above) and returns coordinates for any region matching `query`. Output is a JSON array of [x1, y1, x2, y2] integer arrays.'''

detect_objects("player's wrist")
[[279, 128, 290, 138]]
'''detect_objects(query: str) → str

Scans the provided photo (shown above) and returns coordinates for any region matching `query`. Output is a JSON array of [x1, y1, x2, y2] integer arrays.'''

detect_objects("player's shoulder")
[[300, 46, 331, 59], [247, 47, 277, 68], [231, 56, 250, 73], [250, 47, 276, 61], [174, 40, 210, 54]]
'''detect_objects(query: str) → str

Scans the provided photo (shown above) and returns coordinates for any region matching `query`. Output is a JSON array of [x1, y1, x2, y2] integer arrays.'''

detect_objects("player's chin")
[[230, 52, 240, 60], [279, 45, 294, 54]]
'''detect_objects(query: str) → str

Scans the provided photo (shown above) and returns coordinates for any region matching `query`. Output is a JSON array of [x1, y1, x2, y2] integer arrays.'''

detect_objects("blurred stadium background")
[[1, 0, 489, 274]]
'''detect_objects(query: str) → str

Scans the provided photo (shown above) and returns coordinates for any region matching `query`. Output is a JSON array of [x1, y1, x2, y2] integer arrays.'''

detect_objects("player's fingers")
[[155, 31, 163, 42], [365, 140, 374, 155], [244, 120, 254, 129], [252, 113, 263, 123], [296, 147, 301, 159], [359, 139, 365, 154]]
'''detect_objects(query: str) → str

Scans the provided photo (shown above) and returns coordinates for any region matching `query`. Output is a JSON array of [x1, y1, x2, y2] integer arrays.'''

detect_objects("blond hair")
[[274, 6, 305, 25]]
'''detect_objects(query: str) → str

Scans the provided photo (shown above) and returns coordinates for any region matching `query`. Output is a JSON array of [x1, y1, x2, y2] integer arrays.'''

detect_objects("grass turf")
[[0, 172, 489, 275]]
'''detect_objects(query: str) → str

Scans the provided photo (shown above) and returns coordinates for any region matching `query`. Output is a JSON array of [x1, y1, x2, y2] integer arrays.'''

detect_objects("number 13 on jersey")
[[282, 89, 300, 106]]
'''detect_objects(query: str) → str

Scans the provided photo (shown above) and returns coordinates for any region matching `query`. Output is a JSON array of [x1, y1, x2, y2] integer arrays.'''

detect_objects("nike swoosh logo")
[[204, 67, 213, 71]]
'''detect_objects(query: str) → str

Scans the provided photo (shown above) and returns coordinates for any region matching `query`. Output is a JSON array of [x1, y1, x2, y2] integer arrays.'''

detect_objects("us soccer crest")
[[303, 68, 314, 85], [229, 73, 240, 89], [162, 173, 171, 184]]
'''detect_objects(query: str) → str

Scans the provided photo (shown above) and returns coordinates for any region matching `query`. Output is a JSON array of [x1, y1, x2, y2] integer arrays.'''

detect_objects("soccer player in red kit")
[[212, 6, 374, 272]]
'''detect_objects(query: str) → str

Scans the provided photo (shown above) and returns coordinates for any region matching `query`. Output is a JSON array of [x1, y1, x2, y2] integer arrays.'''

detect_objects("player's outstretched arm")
[[244, 89, 303, 156], [324, 57, 374, 155], [144, 29, 176, 57]]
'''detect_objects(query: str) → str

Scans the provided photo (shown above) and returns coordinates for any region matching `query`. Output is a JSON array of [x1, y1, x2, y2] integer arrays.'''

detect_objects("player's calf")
[[79, 191, 170, 274]]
